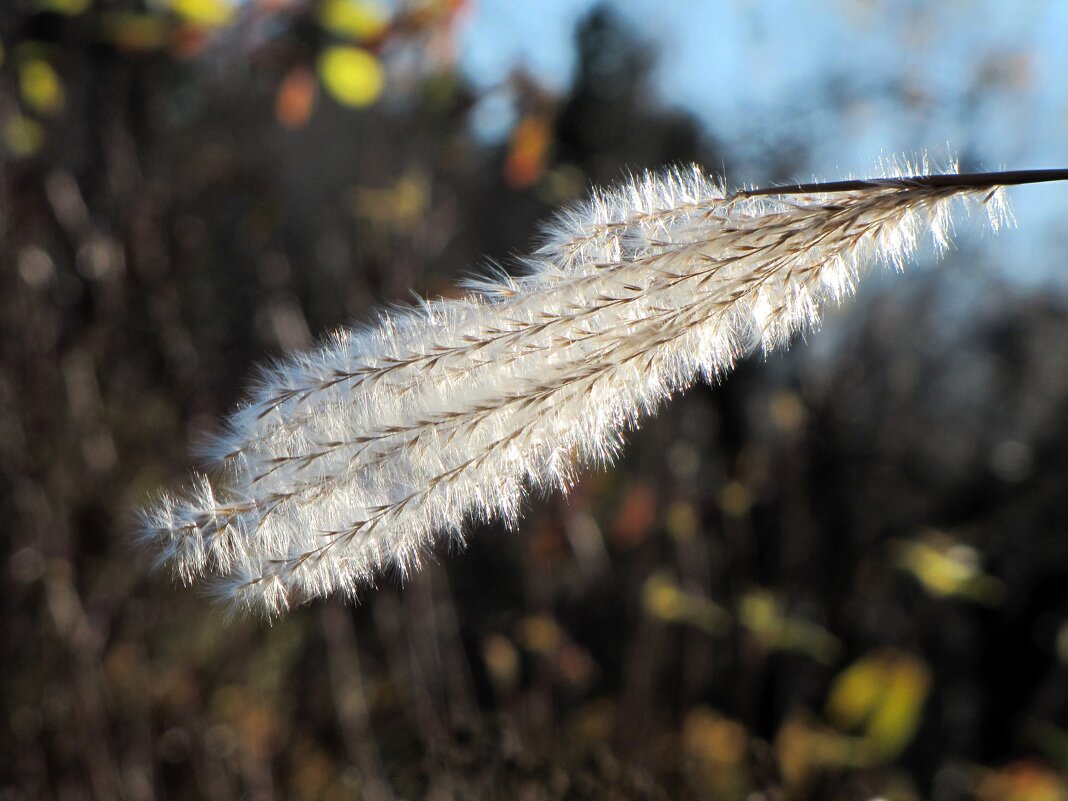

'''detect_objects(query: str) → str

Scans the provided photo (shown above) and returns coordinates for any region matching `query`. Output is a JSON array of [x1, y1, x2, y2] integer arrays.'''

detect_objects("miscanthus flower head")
[[139, 157, 1065, 618]]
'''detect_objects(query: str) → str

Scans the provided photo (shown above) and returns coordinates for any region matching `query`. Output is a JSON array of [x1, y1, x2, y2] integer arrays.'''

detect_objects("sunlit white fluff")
[[140, 157, 1011, 616]]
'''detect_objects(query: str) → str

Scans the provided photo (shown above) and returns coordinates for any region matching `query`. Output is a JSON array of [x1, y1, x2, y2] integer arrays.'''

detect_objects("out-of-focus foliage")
[[18, 57, 64, 116], [0, 0, 466, 160], [3, 3, 1068, 800], [319, 0, 389, 41], [318, 45, 384, 107], [892, 532, 1007, 605], [825, 650, 930, 760], [169, 0, 235, 29], [739, 590, 842, 665]]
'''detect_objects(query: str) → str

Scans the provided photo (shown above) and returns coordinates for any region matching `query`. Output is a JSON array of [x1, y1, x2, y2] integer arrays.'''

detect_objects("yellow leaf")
[[318, 0, 389, 40], [867, 656, 930, 758], [642, 572, 730, 635], [739, 590, 840, 664], [317, 46, 384, 108], [825, 653, 884, 731], [643, 572, 688, 621], [170, 0, 234, 28], [892, 533, 1005, 605], [37, 0, 91, 15], [4, 116, 46, 157], [826, 649, 930, 761], [19, 58, 65, 117]]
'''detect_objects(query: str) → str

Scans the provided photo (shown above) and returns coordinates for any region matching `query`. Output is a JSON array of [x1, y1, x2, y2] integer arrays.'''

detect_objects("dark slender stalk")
[[738, 168, 1068, 198]]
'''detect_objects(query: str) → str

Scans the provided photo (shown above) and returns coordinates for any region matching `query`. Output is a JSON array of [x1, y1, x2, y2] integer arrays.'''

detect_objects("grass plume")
[[139, 156, 1067, 617]]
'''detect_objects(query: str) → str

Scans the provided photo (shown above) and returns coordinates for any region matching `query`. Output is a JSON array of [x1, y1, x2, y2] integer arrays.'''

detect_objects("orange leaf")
[[609, 481, 656, 548], [276, 66, 317, 128], [170, 24, 210, 59], [504, 115, 551, 189]]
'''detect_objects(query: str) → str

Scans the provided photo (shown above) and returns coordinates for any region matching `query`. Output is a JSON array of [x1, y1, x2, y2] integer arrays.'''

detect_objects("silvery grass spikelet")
[[139, 157, 1068, 617]]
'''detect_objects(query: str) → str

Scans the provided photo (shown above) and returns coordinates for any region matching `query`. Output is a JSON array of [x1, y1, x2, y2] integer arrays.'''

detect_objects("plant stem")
[[739, 169, 1068, 198]]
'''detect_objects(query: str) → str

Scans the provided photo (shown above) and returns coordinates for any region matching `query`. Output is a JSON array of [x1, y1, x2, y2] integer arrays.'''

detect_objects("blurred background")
[[4, 1, 1068, 799]]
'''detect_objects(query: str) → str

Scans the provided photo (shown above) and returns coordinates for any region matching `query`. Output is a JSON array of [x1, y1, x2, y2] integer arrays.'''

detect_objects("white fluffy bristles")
[[139, 157, 1013, 617]]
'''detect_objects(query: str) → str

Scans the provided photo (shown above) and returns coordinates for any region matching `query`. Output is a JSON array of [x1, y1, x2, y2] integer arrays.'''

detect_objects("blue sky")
[[456, 0, 1068, 285]]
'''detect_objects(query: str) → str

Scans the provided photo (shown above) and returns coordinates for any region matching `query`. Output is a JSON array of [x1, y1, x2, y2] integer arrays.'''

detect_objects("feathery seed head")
[[139, 158, 1027, 617]]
